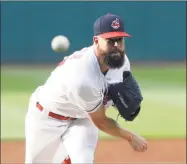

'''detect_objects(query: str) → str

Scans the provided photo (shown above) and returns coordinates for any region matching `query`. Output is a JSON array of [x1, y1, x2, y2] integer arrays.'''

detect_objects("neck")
[[93, 45, 109, 73]]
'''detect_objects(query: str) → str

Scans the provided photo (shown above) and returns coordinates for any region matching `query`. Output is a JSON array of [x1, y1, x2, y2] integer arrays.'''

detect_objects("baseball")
[[51, 35, 70, 53]]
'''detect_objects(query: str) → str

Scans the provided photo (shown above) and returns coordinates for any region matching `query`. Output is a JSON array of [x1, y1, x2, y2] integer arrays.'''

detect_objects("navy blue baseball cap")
[[94, 13, 130, 39]]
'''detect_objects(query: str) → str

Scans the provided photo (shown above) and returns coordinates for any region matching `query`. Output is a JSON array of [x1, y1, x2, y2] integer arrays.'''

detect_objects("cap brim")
[[98, 31, 131, 39]]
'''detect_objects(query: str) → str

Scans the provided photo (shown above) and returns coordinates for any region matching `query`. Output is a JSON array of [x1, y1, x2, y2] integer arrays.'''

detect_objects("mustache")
[[109, 50, 125, 57], [110, 46, 124, 52], [110, 49, 123, 54]]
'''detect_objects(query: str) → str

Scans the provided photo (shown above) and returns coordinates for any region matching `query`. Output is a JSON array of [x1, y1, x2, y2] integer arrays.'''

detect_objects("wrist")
[[120, 128, 134, 141]]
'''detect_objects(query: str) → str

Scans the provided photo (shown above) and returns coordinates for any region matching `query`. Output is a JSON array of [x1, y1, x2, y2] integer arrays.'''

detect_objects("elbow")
[[97, 124, 106, 131], [94, 119, 107, 131]]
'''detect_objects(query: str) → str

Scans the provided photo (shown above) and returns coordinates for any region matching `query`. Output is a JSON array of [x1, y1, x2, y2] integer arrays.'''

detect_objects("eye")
[[115, 38, 123, 43], [107, 38, 123, 45], [106, 39, 115, 45], [117, 38, 123, 42]]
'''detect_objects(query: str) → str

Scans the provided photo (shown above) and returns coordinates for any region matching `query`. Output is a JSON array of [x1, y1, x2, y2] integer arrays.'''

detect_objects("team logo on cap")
[[111, 18, 120, 29]]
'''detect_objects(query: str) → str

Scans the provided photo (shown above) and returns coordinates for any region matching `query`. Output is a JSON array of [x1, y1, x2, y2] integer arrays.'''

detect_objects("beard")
[[98, 46, 125, 69], [104, 51, 125, 69]]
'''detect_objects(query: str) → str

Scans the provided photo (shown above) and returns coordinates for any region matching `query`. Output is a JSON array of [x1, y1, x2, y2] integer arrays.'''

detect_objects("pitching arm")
[[88, 104, 133, 140]]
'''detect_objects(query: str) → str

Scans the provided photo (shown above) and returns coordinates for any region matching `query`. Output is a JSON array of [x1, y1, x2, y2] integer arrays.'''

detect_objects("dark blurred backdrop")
[[1, 1, 186, 64]]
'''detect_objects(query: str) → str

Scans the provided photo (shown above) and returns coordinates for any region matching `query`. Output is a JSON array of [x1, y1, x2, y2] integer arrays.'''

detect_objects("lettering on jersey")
[[58, 56, 69, 66], [57, 54, 84, 67], [57, 48, 88, 67]]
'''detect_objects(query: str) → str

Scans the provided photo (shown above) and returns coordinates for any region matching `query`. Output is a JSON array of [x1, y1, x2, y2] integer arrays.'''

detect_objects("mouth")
[[110, 52, 121, 58]]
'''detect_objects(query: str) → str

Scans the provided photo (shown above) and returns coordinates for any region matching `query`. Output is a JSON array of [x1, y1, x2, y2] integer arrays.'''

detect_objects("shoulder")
[[69, 46, 100, 78], [65, 46, 96, 67], [57, 46, 94, 73]]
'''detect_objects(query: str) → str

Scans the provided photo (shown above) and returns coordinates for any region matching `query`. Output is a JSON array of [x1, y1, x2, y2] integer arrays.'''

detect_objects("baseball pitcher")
[[25, 13, 147, 164]]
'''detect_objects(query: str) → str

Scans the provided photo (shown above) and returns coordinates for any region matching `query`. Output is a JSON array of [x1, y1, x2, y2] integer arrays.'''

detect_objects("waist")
[[32, 87, 88, 118], [36, 102, 77, 121]]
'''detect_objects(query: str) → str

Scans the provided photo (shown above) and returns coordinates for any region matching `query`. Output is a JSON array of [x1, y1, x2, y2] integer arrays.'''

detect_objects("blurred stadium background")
[[1, 1, 186, 163]]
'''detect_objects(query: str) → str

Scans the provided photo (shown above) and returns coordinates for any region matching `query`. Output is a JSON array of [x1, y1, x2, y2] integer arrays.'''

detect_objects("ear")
[[93, 36, 99, 44]]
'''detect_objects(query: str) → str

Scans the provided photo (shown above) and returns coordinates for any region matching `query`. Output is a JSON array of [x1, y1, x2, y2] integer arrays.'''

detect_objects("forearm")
[[97, 117, 134, 141], [88, 104, 134, 141]]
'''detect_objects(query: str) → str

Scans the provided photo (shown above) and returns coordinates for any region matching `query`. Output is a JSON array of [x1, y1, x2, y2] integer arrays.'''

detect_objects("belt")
[[36, 102, 76, 121]]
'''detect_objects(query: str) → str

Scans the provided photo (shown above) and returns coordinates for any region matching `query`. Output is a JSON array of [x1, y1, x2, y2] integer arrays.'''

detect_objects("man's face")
[[95, 36, 125, 69]]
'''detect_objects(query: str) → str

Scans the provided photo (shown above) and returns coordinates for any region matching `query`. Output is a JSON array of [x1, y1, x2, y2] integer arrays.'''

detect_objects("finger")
[[142, 145, 147, 152], [139, 148, 146, 152], [135, 147, 142, 152], [136, 146, 147, 152], [143, 143, 148, 150], [136, 148, 143, 152]]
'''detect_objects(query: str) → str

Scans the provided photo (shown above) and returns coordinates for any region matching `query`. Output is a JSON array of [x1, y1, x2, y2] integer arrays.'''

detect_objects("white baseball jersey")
[[33, 46, 130, 118]]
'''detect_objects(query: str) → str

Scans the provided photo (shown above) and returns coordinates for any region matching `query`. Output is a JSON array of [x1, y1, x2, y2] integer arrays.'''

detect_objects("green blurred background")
[[1, 1, 186, 141]]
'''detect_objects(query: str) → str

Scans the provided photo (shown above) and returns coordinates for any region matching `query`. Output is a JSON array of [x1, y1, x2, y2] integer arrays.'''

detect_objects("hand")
[[128, 133, 148, 152]]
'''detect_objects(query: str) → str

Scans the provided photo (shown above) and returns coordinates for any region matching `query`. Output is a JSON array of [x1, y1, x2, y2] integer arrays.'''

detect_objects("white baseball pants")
[[25, 95, 98, 163]]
